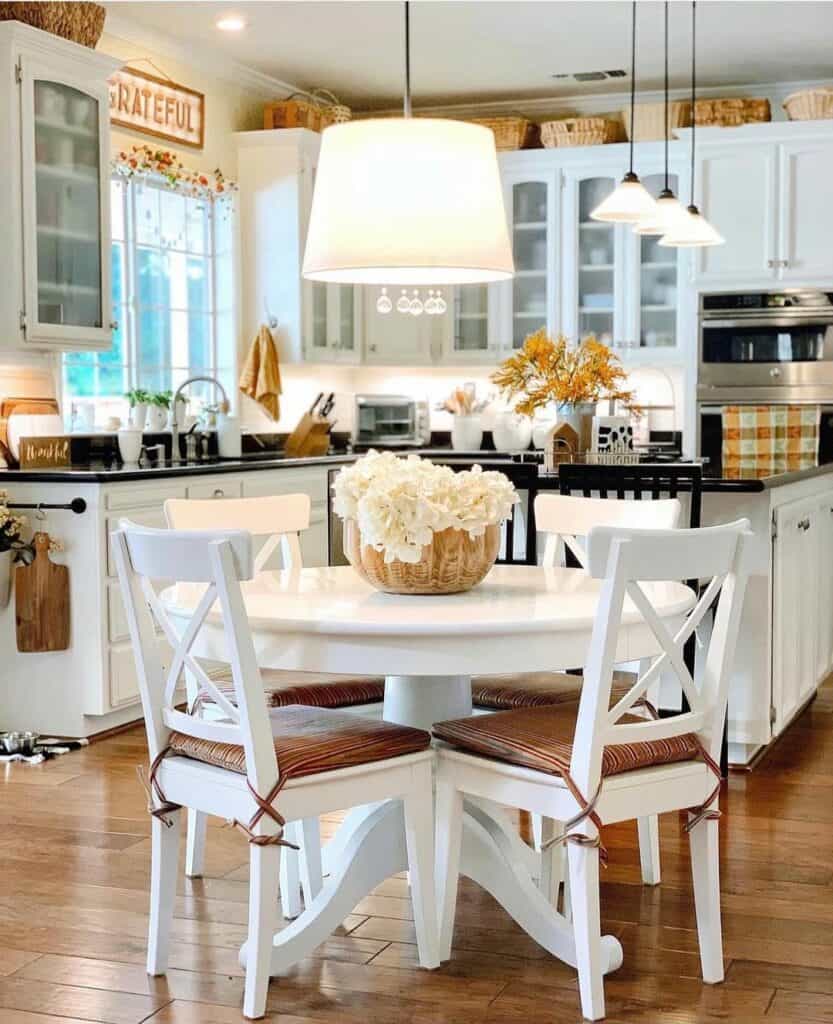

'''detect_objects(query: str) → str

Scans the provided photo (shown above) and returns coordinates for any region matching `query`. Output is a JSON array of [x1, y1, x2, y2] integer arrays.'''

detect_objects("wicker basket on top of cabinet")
[[694, 98, 771, 126], [783, 88, 833, 121], [264, 96, 323, 132], [540, 117, 622, 148], [470, 116, 540, 150], [0, 1, 105, 47]]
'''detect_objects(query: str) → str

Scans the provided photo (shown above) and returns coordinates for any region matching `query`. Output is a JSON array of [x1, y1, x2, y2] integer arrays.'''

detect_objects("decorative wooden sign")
[[109, 67, 205, 149], [19, 436, 71, 470]]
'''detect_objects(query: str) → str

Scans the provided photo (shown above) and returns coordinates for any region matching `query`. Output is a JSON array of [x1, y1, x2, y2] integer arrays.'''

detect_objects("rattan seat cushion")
[[433, 704, 701, 780], [471, 671, 636, 711], [169, 704, 430, 778]]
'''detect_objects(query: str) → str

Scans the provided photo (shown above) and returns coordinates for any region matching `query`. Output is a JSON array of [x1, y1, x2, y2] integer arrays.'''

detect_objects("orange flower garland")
[[112, 144, 236, 198]]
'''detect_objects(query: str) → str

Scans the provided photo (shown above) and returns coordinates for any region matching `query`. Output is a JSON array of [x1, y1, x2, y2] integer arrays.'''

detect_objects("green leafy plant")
[[124, 388, 151, 407], [149, 391, 173, 409]]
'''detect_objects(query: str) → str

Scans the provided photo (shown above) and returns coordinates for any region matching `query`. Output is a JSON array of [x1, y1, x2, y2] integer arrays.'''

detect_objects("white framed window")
[[63, 175, 236, 411]]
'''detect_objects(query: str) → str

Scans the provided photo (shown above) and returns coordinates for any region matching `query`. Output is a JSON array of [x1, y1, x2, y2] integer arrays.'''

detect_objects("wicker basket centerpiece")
[[332, 451, 517, 595]]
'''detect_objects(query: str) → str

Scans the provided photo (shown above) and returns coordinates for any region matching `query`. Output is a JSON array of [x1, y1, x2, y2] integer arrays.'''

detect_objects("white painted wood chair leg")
[[561, 855, 572, 922], [403, 777, 440, 970], [689, 815, 724, 983], [538, 817, 562, 905], [147, 810, 182, 976], [243, 843, 282, 1020], [279, 822, 302, 920], [185, 808, 207, 878], [531, 812, 544, 851], [435, 774, 463, 962], [298, 817, 324, 906], [637, 815, 661, 886], [568, 839, 606, 1022]]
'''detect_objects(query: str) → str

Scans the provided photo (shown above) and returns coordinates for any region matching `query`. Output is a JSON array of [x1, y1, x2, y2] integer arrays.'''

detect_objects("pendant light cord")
[[403, 0, 412, 118], [690, 0, 696, 205], [663, 1, 669, 191], [628, 0, 637, 174]]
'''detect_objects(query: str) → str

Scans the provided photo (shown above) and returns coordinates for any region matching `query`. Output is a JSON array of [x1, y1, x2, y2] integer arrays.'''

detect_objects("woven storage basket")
[[0, 2, 105, 47], [622, 100, 691, 141], [783, 88, 833, 121], [470, 116, 540, 151], [344, 519, 501, 595], [694, 98, 771, 126], [540, 117, 622, 148], [263, 96, 322, 132], [313, 89, 352, 129]]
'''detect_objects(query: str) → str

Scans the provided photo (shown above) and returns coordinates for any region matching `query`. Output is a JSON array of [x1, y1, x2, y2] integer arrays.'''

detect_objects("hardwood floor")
[[2, 683, 832, 1023]]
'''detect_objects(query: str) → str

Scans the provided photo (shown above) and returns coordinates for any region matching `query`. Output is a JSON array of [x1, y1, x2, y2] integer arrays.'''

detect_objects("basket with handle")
[[312, 88, 352, 129]]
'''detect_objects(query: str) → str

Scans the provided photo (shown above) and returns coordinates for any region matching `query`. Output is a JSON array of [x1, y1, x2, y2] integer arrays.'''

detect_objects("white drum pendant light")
[[302, 2, 513, 285], [660, 1, 724, 247], [590, 1, 657, 224]]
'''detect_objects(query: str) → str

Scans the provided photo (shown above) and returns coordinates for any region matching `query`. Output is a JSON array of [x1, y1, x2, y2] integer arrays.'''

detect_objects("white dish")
[[7, 414, 65, 460]]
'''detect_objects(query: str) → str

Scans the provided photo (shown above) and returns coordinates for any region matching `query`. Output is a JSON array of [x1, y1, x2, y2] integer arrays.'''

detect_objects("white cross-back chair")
[[112, 521, 438, 1019], [165, 494, 385, 914], [497, 493, 681, 894], [435, 518, 751, 1021]]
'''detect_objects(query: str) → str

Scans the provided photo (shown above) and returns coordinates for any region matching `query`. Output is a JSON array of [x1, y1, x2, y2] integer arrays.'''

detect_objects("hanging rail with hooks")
[[7, 499, 87, 516]]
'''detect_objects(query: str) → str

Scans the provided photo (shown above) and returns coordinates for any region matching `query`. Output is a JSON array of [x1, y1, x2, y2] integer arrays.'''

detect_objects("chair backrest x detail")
[[535, 493, 681, 569], [165, 493, 311, 572], [111, 522, 280, 798], [568, 519, 752, 800]]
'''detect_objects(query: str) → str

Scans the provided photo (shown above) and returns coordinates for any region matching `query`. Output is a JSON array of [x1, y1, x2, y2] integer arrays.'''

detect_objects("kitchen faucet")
[[170, 375, 230, 465]]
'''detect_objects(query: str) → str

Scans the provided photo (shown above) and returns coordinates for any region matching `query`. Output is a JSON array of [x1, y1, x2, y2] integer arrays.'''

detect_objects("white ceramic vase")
[[128, 403, 147, 431], [0, 549, 11, 609], [491, 412, 533, 452], [450, 414, 484, 452], [117, 428, 143, 465], [146, 405, 168, 432]]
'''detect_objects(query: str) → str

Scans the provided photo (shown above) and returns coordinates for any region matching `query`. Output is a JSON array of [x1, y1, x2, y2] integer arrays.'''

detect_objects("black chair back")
[[557, 462, 702, 527]]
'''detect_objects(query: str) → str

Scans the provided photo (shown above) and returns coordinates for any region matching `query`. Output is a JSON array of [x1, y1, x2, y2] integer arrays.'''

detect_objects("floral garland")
[[112, 144, 237, 199]]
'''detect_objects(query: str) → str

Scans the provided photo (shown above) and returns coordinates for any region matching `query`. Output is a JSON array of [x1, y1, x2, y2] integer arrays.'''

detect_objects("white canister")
[[450, 414, 483, 452], [217, 414, 242, 458], [128, 402, 147, 431], [491, 412, 533, 452], [117, 428, 143, 465], [146, 405, 168, 432]]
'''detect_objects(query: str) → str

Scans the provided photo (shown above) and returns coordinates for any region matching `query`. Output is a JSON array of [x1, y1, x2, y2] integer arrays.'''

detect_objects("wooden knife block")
[[284, 413, 331, 458]]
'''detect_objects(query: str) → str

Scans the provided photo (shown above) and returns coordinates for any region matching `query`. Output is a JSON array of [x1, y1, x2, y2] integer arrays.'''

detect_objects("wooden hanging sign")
[[19, 436, 70, 470], [109, 67, 205, 149]]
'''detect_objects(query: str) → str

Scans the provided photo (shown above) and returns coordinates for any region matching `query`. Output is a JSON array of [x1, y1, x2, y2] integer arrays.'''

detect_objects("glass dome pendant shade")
[[302, 3, 513, 285]]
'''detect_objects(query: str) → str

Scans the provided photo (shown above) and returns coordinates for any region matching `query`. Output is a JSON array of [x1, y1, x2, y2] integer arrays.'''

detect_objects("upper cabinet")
[[0, 23, 119, 350], [692, 123, 833, 288], [236, 128, 361, 364]]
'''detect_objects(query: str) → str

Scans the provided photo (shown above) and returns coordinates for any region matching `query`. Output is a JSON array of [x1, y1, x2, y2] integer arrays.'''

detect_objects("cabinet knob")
[[769, 367, 781, 378], [110, 320, 119, 331], [767, 259, 775, 269], [213, 488, 225, 498]]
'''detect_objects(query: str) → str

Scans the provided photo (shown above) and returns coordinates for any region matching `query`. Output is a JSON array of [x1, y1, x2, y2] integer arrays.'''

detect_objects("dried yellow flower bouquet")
[[491, 329, 640, 417]]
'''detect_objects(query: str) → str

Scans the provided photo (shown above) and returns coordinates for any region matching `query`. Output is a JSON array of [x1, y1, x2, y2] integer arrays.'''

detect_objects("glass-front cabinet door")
[[570, 174, 619, 347], [19, 61, 112, 347], [307, 282, 360, 363], [507, 178, 554, 350], [633, 172, 680, 351]]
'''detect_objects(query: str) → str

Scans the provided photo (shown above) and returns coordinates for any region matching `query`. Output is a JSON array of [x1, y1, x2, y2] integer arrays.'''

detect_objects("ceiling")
[[105, 1, 833, 109]]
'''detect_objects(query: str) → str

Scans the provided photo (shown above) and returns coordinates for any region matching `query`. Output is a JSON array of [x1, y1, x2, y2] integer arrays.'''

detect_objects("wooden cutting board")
[[15, 532, 70, 652]]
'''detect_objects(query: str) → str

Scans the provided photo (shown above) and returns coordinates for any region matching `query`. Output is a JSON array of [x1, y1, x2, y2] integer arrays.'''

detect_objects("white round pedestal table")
[[162, 564, 695, 979]]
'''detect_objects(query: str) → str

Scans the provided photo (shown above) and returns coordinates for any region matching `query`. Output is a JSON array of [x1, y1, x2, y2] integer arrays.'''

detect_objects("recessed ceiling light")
[[215, 13, 246, 31]]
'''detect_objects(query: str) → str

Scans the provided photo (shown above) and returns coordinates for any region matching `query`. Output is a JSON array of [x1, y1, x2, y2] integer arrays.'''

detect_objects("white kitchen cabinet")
[[815, 493, 833, 680], [0, 22, 119, 351], [771, 494, 820, 735], [692, 123, 833, 289], [363, 287, 449, 364], [236, 128, 360, 365]]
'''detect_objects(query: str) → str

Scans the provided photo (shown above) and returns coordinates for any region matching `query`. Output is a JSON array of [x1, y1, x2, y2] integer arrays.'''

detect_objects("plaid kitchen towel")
[[722, 405, 819, 478]]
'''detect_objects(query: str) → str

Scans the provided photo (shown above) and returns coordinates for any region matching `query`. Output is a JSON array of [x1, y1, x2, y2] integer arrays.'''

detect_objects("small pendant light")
[[660, 1, 724, 247], [590, 1, 657, 223], [303, 2, 514, 284], [634, 2, 687, 235]]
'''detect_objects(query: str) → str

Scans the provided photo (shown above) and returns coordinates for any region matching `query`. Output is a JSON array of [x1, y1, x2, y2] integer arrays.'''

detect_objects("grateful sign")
[[109, 67, 205, 149]]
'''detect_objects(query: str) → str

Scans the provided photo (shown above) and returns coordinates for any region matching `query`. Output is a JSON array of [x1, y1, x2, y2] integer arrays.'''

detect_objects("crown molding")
[[102, 11, 309, 101], [358, 77, 833, 121]]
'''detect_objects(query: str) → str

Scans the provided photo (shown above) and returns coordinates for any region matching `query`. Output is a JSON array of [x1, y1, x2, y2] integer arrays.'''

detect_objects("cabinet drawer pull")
[[213, 488, 225, 498]]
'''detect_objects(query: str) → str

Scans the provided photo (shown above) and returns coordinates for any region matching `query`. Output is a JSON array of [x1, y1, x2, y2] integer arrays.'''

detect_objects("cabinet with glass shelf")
[[0, 24, 119, 350]]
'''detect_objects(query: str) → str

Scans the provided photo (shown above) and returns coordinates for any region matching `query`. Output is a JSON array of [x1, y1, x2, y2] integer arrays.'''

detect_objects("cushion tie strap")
[[684, 740, 723, 833], [230, 778, 300, 850], [136, 746, 181, 829], [541, 775, 608, 867]]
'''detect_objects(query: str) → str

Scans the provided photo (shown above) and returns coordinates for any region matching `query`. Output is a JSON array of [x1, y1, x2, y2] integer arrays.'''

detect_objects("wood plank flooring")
[[1, 682, 832, 1023]]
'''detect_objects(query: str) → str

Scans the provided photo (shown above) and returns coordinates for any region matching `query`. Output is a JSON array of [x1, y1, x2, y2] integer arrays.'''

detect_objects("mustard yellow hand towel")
[[239, 324, 282, 421]]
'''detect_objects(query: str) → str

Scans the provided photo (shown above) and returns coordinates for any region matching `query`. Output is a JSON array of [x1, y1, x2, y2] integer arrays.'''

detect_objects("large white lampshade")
[[659, 204, 725, 247], [634, 191, 687, 235], [302, 118, 514, 285], [590, 172, 658, 224]]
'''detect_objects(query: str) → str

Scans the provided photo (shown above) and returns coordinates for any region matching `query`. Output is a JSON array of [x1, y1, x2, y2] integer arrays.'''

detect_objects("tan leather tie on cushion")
[[239, 324, 282, 421]]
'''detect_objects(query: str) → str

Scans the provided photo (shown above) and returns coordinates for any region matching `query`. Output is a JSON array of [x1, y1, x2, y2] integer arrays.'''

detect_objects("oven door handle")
[[702, 316, 833, 329]]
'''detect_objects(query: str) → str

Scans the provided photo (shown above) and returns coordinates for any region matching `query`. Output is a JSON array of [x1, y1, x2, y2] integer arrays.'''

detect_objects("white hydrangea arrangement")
[[332, 451, 518, 564]]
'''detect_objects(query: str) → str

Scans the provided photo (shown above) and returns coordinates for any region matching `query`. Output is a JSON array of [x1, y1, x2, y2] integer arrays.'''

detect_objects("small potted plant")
[[124, 388, 150, 431], [146, 391, 172, 432], [437, 385, 490, 452], [0, 493, 26, 609], [491, 329, 640, 451]]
